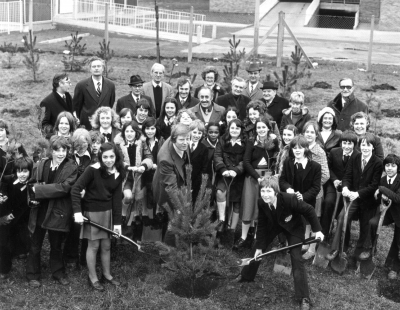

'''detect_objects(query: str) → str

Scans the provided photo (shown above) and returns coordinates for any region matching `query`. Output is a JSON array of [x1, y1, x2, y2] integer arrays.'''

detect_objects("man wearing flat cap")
[[116, 75, 154, 115], [242, 62, 263, 101], [260, 81, 290, 128]]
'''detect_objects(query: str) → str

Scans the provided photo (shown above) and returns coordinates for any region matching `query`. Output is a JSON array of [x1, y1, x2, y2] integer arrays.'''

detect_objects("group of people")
[[0, 56, 399, 310]]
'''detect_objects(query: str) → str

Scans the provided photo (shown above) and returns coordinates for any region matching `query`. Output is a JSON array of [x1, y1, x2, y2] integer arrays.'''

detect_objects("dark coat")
[[40, 91, 73, 134], [156, 117, 173, 140], [28, 158, 78, 233], [189, 103, 225, 125], [327, 93, 368, 131], [202, 139, 218, 185], [190, 142, 209, 200], [342, 153, 383, 210], [328, 147, 360, 182], [194, 84, 226, 102], [115, 93, 154, 115], [175, 93, 199, 110], [355, 134, 384, 161], [279, 107, 311, 135], [318, 129, 342, 155], [73, 77, 116, 130], [261, 94, 290, 128], [216, 93, 251, 121], [378, 175, 400, 227], [255, 193, 322, 250], [279, 158, 321, 208]]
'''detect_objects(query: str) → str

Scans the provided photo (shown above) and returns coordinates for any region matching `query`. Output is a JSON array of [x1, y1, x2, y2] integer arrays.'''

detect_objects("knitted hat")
[[317, 107, 336, 123]]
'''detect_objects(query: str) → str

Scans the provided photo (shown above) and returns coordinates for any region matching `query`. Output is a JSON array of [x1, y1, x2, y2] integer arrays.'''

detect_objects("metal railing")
[[307, 14, 355, 29], [0, 0, 23, 34], [320, 0, 360, 4]]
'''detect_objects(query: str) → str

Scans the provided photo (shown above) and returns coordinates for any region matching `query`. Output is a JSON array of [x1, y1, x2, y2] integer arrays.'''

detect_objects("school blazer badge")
[[284, 215, 292, 222]]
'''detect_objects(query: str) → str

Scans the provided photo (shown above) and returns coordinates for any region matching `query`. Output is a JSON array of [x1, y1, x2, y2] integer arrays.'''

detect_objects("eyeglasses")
[[340, 85, 353, 90]]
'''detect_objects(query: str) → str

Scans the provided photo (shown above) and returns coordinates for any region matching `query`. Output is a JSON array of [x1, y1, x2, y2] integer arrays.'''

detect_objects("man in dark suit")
[[189, 87, 225, 125], [260, 81, 290, 128], [142, 63, 174, 118], [238, 177, 324, 310], [216, 77, 250, 121], [115, 75, 154, 115], [326, 133, 383, 261], [72, 57, 116, 130], [242, 61, 263, 101], [40, 73, 73, 137], [175, 77, 199, 110]]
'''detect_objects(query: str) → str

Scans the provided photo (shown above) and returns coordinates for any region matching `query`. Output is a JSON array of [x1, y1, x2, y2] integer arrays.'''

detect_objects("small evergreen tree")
[[97, 39, 114, 78], [22, 30, 40, 82], [1, 42, 18, 69], [222, 35, 246, 91], [61, 31, 88, 71]]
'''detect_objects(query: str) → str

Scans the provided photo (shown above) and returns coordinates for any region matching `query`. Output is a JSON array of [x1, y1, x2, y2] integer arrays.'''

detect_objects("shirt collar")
[[362, 154, 372, 164], [92, 76, 102, 87], [131, 93, 140, 100], [343, 150, 353, 157], [50, 160, 61, 171], [294, 157, 308, 169], [100, 127, 112, 135], [230, 139, 241, 146], [152, 80, 162, 88], [206, 138, 217, 148], [56, 91, 66, 99], [387, 175, 397, 183]]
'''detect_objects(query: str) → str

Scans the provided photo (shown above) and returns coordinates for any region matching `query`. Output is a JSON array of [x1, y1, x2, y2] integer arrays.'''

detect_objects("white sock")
[[241, 223, 250, 240], [217, 202, 226, 221], [308, 232, 316, 253], [230, 212, 239, 230]]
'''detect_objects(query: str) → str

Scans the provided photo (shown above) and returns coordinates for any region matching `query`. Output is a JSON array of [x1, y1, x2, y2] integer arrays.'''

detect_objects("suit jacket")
[[378, 175, 400, 227], [242, 81, 263, 101], [73, 76, 116, 130], [216, 93, 251, 121], [261, 94, 290, 128], [328, 147, 360, 182], [152, 139, 190, 210], [142, 81, 174, 118], [318, 129, 342, 155], [279, 158, 321, 207], [175, 93, 199, 110], [342, 153, 383, 210], [255, 193, 322, 250], [189, 103, 225, 124], [40, 91, 73, 133], [115, 93, 154, 115]]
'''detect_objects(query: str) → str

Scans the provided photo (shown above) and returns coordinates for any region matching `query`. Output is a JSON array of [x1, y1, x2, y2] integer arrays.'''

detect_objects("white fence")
[[72, 0, 206, 36], [0, 1, 23, 34]]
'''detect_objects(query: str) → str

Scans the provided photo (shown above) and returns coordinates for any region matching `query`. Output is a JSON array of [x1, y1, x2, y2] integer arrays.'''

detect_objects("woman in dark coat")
[[194, 66, 226, 102], [214, 119, 246, 235], [317, 107, 342, 155], [155, 97, 178, 140]]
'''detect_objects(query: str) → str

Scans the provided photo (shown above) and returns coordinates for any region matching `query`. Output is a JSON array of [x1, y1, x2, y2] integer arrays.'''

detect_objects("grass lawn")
[[0, 32, 400, 309]]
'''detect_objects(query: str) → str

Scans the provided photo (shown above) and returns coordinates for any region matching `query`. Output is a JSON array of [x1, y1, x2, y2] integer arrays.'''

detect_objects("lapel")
[[190, 143, 202, 158], [53, 91, 69, 111], [192, 105, 204, 122], [361, 155, 374, 175], [161, 82, 168, 102], [98, 77, 109, 105], [126, 93, 137, 109], [260, 199, 275, 224], [301, 160, 312, 181], [144, 83, 156, 110], [391, 174, 400, 190], [325, 131, 335, 145], [86, 77, 99, 103], [169, 142, 185, 181]]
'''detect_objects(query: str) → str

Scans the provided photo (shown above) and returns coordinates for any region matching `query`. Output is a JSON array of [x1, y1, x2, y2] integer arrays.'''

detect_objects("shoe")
[[54, 277, 70, 286], [300, 298, 311, 310], [231, 275, 253, 283], [302, 251, 315, 260], [233, 238, 246, 250], [215, 220, 225, 232], [88, 277, 104, 291], [388, 270, 397, 280], [0, 273, 9, 281], [28, 280, 41, 288], [359, 251, 371, 261], [101, 275, 120, 286], [325, 250, 339, 261]]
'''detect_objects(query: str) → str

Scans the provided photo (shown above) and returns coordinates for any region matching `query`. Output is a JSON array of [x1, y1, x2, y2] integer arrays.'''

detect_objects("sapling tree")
[[222, 35, 246, 91], [22, 30, 40, 82], [1, 42, 18, 69], [61, 31, 88, 71], [97, 39, 114, 77]]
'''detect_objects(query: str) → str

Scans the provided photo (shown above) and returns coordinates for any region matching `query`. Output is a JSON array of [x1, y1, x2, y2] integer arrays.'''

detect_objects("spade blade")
[[331, 256, 348, 275], [360, 257, 376, 280], [273, 252, 292, 276], [313, 241, 331, 269]]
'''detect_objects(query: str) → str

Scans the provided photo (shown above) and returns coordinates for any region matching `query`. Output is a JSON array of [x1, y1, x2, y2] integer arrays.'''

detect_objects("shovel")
[[313, 190, 342, 268], [331, 199, 352, 275], [360, 199, 392, 280], [218, 176, 235, 247], [273, 248, 292, 275]]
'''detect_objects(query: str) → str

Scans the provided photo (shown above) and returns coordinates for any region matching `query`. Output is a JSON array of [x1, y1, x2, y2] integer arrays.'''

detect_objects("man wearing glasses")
[[327, 78, 368, 131], [116, 75, 154, 115]]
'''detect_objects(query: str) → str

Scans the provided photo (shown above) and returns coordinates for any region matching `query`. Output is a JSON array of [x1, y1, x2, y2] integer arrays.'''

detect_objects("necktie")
[[182, 151, 188, 163], [181, 99, 185, 106], [62, 95, 66, 102], [191, 142, 195, 152], [388, 178, 392, 185], [362, 159, 367, 171], [343, 155, 350, 166], [96, 82, 101, 97], [250, 84, 253, 93], [104, 133, 111, 142], [295, 162, 299, 170]]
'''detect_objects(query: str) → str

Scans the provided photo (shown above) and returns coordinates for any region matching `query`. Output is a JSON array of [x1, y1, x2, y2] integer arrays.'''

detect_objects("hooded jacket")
[[279, 106, 311, 135]]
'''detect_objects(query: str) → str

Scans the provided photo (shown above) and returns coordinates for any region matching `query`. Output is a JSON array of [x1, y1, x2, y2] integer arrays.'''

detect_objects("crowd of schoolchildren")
[[0, 58, 399, 308]]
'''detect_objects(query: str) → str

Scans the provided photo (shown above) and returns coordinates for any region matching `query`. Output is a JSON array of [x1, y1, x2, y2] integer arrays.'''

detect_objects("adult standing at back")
[[216, 77, 251, 121], [142, 63, 174, 119], [175, 77, 199, 110], [327, 78, 368, 131], [242, 62, 263, 101], [260, 81, 290, 129], [73, 57, 115, 130]]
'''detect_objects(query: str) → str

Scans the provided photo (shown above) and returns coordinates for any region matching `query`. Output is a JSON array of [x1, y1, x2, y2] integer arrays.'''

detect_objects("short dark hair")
[[206, 121, 221, 132], [340, 130, 357, 145], [119, 108, 134, 120], [141, 117, 160, 139], [383, 154, 400, 167], [49, 135, 71, 153], [52, 73, 69, 91], [13, 157, 33, 174], [0, 119, 9, 135], [136, 98, 152, 116], [259, 175, 280, 193], [360, 132, 375, 146], [176, 77, 192, 90], [289, 135, 312, 160]]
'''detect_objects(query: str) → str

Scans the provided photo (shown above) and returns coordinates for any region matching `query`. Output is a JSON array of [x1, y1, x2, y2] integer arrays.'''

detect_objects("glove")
[[114, 225, 122, 236], [315, 231, 325, 242], [74, 212, 84, 224]]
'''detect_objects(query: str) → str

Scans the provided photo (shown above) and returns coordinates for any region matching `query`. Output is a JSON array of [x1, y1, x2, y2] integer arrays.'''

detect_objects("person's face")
[[385, 163, 398, 178], [248, 108, 260, 124], [293, 145, 305, 159], [191, 128, 203, 143], [322, 113, 334, 130], [124, 125, 136, 142], [99, 112, 112, 130], [198, 89, 212, 108], [291, 101, 302, 114], [360, 141, 373, 157], [262, 89, 276, 102], [120, 111, 133, 126], [353, 117, 368, 136], [174, 134, 190, 152], [304, 125, 317, 144], [101, 149, 116, 169], [180, 112, 192, 125], [76, 139, 89, 154], [92, 141, 101, 155], [339, 78, 354, 97], [256, 121, 269, 137], [165, 102, 176, 118], [136, 107, 149, 122], [16, 169, 30, 183], [207, 125, 219, 143], [130, 84, 143, 96], [0, 128, 7, 140], [178, 82, 190, 99], [145, 125, 156, 139], [59, 77, 71, 93], [226, 111, 237, 124], [151, 67, 164, 83], [231, 80, 245, 96], [248, 71, 260, 84], [229, 123, 241, 139], [58, 117, 71, 136], [283, 129, 295, 145], [205, 72, 215, 86], [260, 187, 276, 204], [341, 141, 354, 154], [52, 147, 67, 165], [90, 60, 104, 76]]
